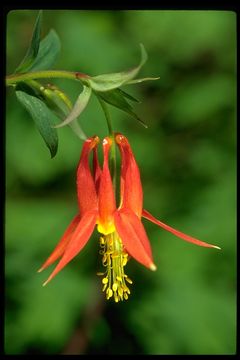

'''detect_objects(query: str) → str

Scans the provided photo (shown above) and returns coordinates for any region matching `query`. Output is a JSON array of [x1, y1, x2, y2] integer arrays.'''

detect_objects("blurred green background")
[[5, 10, 236, 355]]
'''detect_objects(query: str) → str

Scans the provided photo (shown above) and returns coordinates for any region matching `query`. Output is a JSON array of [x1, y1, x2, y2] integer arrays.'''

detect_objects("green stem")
[[98, 98, 113, 135], [98, 98, 117, 191], [6, 70, 90, 86], [25, 79, 46, 93]]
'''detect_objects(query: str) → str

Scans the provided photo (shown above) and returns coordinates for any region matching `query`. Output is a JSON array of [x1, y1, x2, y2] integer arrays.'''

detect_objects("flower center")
[[97, 232, 132, 302]]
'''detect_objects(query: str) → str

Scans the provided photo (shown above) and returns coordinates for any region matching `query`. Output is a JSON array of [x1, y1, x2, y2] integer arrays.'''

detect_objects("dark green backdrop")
[[5, 10, 236, 355]]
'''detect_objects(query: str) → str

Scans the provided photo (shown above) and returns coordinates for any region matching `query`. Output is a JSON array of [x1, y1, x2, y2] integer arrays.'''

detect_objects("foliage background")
[[5, 10, 236, 355]]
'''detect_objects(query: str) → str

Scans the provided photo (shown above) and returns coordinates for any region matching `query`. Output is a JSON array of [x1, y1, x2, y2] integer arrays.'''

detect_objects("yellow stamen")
[[125, 277, 133, 284], [118, 287, 123, 298], [106, 288, 113, 298], [99, 237, 105, 246], [102, 284, 107, 292], [98, 232, 132, 302], [112, 283, 118, 291], [114, 292, 119, 303]]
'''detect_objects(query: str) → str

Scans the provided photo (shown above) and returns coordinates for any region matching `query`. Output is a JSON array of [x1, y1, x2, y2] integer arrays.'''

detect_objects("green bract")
[[54, 85, 92, 129], [87, 44, 148, 92], [96, 89, 147, 128]]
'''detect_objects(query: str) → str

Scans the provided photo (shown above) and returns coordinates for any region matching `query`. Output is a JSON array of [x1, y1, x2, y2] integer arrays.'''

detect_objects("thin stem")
[[98, 98, 113, 135], [25, 79, 46, 93], [6, 70, 89, 86], [98, 97, 117, 191]]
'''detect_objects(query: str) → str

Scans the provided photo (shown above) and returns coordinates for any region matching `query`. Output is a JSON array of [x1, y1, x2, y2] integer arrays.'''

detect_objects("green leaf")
[[28, 30, 61, 71], [88, 44, 148, 92], [97, 89, 134, 110], [16, 82, 87, 141], [42, 87, 87, 140], [96, 89, 147, 128], [69, 120, 87, 140], [126, 76, 160, 84], [54, 85, 92, 128], [15, 11, 43, 73], [15, 90, 58, 158], [118, 89, 140, 103]]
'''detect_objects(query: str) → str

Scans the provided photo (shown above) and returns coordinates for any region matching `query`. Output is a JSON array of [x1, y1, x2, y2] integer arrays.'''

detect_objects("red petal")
[[98, 137, 116, 234], [77, 136, 99, 216], [115, 134, 143, 218], [114, 208, 156, 270], [93, 146, 102, 194], [42, 210, 97, 286], [142, 209, 221, 249], [38, 215, 80, 272]]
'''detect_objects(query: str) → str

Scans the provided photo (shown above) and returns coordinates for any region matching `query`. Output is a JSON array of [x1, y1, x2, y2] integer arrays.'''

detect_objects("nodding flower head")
[[39, 134, 220, 302]]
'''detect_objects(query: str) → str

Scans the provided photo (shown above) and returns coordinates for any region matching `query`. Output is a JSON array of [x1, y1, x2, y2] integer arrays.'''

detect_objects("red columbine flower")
[[38, 136, 100, 284], [39, 134, 220, 302]]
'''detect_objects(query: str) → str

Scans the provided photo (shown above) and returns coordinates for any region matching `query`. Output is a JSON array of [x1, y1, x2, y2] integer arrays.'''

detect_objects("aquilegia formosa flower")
[[39, 134, 220, 302]]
